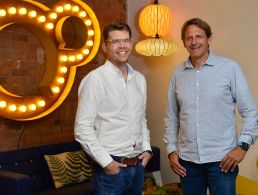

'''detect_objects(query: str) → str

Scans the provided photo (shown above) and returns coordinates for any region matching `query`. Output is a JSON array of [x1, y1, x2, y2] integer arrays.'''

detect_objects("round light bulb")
[[0, 9, 7, 17], [37, 100, 46, 107], [87, 40, 93, 46], [64, 4, 72, 10], [79, 11, 86, 17], [82, 49, 89, 55], [76, 54, 83, 60], [60, 55, 68, 62], [57, 77, 65, 84], [49, 12, 57, 19], [60, 66, 68, 73], [29, 104, 37, 111], [0, 101, 7, 108], [52, 86, 60, 94], [88, 30, 94, 36], [56, 6, 64, 13], [19, 8, 27, 15], [29, 10, 37, 17], [19, 105, 27, 112], [38, 15, 46, 23], [8, 7, 17, 15], [85, 19, 92, 26], [72, 6, 79, 12], [9, 104, 17, 112], [46, 23, 54, 29]]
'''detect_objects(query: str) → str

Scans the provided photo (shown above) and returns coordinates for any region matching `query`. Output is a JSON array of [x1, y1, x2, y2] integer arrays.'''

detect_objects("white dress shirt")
[[75, 60, 151, 168]]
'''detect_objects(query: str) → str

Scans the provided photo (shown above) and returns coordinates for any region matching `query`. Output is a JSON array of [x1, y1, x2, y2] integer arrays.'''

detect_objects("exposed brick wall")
[[0, 0, 127, 152]]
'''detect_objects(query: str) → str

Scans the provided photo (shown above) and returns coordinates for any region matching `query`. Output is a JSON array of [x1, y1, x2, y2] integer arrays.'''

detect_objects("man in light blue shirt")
[[164, 18, 258, 195]]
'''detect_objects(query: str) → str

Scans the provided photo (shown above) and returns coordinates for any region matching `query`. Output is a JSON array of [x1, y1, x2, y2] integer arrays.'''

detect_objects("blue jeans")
[[91, 160, 145, 195], [179, 158, 238, 195]]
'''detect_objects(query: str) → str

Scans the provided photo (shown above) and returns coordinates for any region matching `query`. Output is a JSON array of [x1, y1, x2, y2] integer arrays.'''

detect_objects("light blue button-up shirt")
[[164, 53, 258, 163]]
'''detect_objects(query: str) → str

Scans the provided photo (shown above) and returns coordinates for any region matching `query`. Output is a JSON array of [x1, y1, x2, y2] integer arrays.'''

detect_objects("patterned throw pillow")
[[44, 150, 92, 188]]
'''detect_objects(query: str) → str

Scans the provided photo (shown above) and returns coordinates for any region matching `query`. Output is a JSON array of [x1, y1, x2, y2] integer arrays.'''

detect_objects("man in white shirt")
[[74, 21, 152, 195]]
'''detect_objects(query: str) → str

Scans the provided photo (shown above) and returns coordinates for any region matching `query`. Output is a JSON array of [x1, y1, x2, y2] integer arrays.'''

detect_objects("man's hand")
[[220, 147, 247, 173], [168, 152, 186, 177], [103, 160, 127, 174], [138, 151, 152, 167]]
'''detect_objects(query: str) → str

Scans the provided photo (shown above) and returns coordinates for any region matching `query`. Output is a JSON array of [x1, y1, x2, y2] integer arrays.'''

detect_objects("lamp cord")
[[17, 122, 27, 150]]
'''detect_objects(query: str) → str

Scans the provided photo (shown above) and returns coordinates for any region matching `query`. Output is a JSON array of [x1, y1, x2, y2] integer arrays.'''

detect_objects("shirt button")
[[196, 83, 199, 86], [196, 124, 199, 127]]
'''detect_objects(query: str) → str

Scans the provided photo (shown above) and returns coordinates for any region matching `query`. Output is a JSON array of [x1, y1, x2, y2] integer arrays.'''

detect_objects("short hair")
[[102, 21, 132, 41], [181, 18, 212, 40]]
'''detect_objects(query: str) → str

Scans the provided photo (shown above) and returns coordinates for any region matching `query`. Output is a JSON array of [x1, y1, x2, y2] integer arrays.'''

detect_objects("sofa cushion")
[[0, 147, 51, 192], [44, 150, 92, 188]]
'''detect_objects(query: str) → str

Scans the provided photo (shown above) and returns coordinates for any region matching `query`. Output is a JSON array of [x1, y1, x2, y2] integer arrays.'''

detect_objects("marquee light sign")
[[0, 0, 101, 121]]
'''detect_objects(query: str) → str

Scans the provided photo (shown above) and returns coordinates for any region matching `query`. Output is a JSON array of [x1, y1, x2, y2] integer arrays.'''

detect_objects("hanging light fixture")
[[135, 37, 178, 56], [135, 0, 178, 56]]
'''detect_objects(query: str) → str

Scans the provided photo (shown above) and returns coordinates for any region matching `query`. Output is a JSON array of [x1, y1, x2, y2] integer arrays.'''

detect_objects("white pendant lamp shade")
[[135, 37, 178, 56]]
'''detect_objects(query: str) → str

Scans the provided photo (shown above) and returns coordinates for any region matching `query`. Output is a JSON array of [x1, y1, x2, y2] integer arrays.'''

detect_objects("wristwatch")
[[239, 142, 250, 151]]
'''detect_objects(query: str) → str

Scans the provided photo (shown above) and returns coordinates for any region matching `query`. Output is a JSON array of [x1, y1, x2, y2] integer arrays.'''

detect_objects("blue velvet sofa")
[[0, 141, 160, 195]]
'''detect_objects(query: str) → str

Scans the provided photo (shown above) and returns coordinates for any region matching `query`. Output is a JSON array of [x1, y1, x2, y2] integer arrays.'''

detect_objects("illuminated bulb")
[[49, 12, 57, 19], [56, 6, 64, 13], [52, 86, 60, 94], [68, 55, 75, 62], [29, 10, 37, 17], [82, 49, 89, 55], [79, 11, 86, 17], [0, 9, 7, 17], [87, 40, 94, 46], [60, 66, 68, 73], [37, 100, 46, 107], [76, 54, 83, 60], [60, 55, 68, 62], [72, 5, 79, 12], [88, 30, 94, 36], [46, 23, 54, 29], [19, 8, 27, 15], [0, 101, 7, 108], [57, 77, 65, 84], [29, 104, 36, 111], [64, 4, 72, 10], [85, 19, 92, 26], [19, 105, 27, 112], [38, 15, 46, 22], [8, 7, 17, 15], [9, 104, 17, 112]]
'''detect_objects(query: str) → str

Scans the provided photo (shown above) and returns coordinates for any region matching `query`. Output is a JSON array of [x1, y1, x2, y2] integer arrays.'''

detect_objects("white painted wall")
[[127, 0, 258, 184]]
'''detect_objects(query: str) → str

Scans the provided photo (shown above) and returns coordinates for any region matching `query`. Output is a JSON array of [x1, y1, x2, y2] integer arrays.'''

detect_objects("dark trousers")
[[91, 157, 144, 195], [179, 158, 238, 195]]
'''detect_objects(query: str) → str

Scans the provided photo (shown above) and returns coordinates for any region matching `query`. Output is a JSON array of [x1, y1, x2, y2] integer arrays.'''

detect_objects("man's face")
[[183, 24, 211, 61], [103, 30, 132, 67]]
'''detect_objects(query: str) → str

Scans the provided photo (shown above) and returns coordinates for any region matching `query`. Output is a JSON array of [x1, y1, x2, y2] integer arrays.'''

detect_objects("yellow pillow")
[[44, 150, 92, 188]]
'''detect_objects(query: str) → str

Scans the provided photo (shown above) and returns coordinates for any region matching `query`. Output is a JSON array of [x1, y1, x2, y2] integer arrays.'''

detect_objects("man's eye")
[[112, 40, 120, 44]]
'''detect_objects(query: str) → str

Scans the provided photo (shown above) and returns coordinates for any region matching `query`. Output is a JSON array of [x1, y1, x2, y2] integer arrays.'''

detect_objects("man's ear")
[[102, 42, 107, 53], [208, 36, 212, 46]]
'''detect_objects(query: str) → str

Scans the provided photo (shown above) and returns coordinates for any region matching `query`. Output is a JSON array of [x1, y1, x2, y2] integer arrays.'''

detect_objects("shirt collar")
[[105, 60, 135, 80], [184, 52, 216, 70]]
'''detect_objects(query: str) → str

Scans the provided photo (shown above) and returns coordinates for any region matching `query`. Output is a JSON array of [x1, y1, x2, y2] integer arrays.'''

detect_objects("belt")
[[112, 155, 140, 167]]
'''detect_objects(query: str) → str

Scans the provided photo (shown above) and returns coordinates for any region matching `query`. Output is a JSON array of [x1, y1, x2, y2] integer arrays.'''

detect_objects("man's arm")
[[74, 74, 113, 168], [163, 73, 180, 155], [220, 63, 258, 172], [140, 77, 152, 166]]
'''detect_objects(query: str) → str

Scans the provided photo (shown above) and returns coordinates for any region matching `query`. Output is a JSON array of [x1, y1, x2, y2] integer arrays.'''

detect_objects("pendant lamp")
[[135, 0, 178, 56]]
